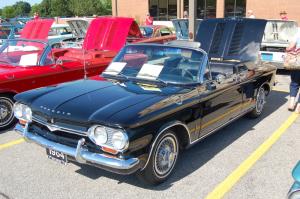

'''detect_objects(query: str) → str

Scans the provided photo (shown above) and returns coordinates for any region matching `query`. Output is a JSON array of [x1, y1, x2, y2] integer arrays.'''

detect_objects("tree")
[[2, 6, 15, 19], [96, 0, 112, 15], [68, 0, 112, 16], [0, 0, 112, 18], [14, 1, 31, 16], [30, 4, 41, 16], [50, 0, 72, 17], [39, 0, 51, 17]]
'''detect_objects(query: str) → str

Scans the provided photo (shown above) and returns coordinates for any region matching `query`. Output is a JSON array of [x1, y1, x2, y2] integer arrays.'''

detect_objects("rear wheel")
[[138, 130, 179, 185], [0, 94, 16, 131], [247, 87, 266, 118]]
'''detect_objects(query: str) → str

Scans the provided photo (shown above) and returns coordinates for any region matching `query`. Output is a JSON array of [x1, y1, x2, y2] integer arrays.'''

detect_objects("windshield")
[[49, 26, 72, 36], [0, 40, 49, 67], [103, 45, 205, 84]]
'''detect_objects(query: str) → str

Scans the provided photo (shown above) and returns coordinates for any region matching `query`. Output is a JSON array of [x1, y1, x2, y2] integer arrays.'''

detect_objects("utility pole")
[[188, 0, 197, 41]]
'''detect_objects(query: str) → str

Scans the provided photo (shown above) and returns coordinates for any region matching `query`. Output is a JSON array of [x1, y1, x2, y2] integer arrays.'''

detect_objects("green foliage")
[[0, 0, 112, 18], [30, 4, 41, 16], [50, 0, 72, 17], [2, 6, 15, 18], [14, 1, 31, 16], [38, 0, 51, 17], [68, 0, 112, 17]]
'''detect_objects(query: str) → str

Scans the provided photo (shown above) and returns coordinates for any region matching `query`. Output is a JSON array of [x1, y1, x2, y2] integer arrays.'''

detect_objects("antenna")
[[81, 20, 89, 80], [82, 48, 87, 80]]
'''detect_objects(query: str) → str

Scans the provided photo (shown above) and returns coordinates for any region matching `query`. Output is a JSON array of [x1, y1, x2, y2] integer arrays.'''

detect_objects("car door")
[[18, 49, 85, 91], [197, 76, 243, 138]]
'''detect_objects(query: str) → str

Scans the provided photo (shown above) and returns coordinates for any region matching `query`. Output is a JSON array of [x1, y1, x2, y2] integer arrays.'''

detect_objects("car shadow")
[[0, 126, 15, 134], [74, 91, 288, 190], [276, 69, 290, 75]]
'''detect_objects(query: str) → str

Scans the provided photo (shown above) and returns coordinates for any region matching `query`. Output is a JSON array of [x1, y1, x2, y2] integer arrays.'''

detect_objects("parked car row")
[[2, 16, 278, 185]]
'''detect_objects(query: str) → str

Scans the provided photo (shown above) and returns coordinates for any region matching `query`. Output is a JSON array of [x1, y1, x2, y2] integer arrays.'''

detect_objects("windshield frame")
[[103, 43, 208, 85], [0, 38, 52, 67]]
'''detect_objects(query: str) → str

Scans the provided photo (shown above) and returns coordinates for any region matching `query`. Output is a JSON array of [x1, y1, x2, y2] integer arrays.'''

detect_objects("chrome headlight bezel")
[[111, 131, 129, 151], [13, 103, 32, 122], [88, 125, 108, 145], [88, 125, 129, 152]]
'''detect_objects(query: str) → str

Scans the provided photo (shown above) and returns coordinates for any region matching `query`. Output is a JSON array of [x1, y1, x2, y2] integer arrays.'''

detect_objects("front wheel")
[[0, 94, 17, 131], [137, 130, 179, 185], [288, 190, 300, 199], [247, 87, 266, 118]]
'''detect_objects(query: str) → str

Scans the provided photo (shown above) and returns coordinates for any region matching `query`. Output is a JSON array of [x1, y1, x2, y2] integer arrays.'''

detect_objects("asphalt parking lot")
[[0, 71, 299, 199]]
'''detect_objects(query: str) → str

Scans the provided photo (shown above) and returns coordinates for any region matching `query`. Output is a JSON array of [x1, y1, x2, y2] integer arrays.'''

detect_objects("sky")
[[0, 0, 42, 8]]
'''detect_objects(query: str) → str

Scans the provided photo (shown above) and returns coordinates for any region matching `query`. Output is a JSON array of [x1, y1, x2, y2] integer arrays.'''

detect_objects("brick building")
[[111, 0, 300, 25]]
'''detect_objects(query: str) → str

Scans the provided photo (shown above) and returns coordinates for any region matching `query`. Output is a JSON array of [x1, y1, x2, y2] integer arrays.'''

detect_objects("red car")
[[0, 17, 163, 130]]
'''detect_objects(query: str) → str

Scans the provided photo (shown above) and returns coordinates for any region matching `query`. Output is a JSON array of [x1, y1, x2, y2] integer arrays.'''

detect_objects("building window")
[[184, 0, 216, 19], [224, 0, 246, 17], [149, 0, 177, 21]]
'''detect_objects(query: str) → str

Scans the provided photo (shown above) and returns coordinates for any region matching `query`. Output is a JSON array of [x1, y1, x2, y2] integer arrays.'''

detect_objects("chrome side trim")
[[141, 121, 190, 171], [32, 116, 88, 136], [189, 107, 253, 146], [15, 123, 140, 171]]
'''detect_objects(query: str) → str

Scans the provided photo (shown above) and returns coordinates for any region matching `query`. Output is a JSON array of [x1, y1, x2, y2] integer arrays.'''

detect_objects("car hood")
[[15, 80, 185, 126], [20, 19, 54, 40], [171, 19, 202, 40], [66, 19, 91, 38], [262, 20, 298, 45], [195, 18, 267, 62], [83, 17, 143, 51]]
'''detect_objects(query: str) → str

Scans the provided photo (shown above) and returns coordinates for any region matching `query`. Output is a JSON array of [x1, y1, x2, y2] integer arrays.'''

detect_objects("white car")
[[61, 19, 92, 49], [260, 19, 298, 69], [48, 23, 74, 48]]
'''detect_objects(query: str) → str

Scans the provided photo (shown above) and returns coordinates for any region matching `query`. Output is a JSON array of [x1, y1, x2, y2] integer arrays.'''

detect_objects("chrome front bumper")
[[15, 123, 140, 174]]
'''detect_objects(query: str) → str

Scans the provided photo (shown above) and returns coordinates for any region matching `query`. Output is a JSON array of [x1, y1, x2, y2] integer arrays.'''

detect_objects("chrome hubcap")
[[256, 88, 266, 114], [154, 135, 178, 177], [0, 106, 8, 118], [0, 98, 14, 127]]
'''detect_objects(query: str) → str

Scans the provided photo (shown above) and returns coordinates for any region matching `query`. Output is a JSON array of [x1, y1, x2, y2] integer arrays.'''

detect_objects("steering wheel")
[[169, 68, 194, 80]]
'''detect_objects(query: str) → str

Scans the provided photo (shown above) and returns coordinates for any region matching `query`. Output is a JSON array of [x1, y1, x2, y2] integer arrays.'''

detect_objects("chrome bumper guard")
[[15, 123, 140, 173]]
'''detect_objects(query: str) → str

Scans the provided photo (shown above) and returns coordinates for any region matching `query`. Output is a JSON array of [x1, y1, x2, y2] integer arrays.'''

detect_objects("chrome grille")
[[32, 115, 88, 136]]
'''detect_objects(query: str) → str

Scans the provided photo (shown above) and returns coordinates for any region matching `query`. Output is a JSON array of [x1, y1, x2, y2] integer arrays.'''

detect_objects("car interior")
[[209, 61, 249, 83]]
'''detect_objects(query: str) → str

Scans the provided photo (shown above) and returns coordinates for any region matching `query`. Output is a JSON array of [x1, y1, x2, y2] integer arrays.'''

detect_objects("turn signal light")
[[101, 146, 118, 155], [19, 119, 27, 126]]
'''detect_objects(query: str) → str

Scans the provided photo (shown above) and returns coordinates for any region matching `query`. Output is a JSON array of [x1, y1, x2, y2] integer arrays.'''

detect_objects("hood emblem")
[[50, 118, 54, 124], [40, 106, 71, 116]]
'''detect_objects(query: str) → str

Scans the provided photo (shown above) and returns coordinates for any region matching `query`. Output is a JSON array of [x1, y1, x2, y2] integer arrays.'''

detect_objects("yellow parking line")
[[205, 113, 299, 199], [0, 138, 25, 151], [273, 88, 289, 93]]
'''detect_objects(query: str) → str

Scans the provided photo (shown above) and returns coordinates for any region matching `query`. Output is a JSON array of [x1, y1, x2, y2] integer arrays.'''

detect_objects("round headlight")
[[112, 131, 128, 150], [89, 126, 107, 145], [13, 103, 23, 119], [23, 106, 32, 122]]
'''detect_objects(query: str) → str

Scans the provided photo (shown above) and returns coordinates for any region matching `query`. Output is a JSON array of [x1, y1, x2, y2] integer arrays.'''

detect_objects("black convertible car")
[[14, 18, 276, 185]]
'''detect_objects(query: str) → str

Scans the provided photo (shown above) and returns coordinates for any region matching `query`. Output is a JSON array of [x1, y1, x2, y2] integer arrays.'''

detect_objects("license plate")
[[261, 53, 273, 61], [46, 148, 67, 165]]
